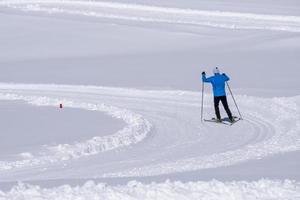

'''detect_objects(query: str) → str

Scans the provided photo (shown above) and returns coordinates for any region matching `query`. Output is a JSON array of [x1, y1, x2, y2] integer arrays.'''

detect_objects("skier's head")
[[213, 67, 220, 74]]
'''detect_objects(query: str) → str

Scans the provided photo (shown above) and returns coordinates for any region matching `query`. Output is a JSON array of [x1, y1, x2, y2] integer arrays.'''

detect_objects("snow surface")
[[1, 179, 300, 200], [0, 0, 300, 199], [0, 100, 125, 155], [0, 83, 300, 198], [2, 0, 300, 32], [0, 83, 299, 176]]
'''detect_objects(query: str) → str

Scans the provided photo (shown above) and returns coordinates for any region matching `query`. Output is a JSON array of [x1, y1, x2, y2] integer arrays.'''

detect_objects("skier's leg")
[[221, 96, 233, 120], [214, 97, 221, 120]]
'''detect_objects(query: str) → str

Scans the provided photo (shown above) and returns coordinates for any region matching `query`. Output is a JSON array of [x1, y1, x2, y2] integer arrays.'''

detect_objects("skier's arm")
[[222, 73, 230, 81], [202, 74, 213, 83]]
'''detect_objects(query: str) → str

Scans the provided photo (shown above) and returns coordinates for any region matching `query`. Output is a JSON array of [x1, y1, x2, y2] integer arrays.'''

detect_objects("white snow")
[[1, 179, 300, 200], [0, 83, 299, 178], [0, 86, 151, 170], [0, 0, 299, 199], [2, 0, 300, 32]]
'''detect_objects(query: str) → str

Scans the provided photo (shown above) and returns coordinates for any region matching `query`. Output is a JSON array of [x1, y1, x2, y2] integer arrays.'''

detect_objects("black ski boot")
[[229, 117, 235, 123], [216, 118, 222, 123]]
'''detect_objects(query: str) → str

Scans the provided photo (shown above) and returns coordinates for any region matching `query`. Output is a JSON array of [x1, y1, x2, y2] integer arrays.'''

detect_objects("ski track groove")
[[0, 83, 299, 179], [1, 0, 300, 32]]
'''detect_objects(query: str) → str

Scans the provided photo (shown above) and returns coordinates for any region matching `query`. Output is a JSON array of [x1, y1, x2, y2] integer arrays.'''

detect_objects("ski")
[[204, 116, 241, 126], [204, 119, 231, 126]]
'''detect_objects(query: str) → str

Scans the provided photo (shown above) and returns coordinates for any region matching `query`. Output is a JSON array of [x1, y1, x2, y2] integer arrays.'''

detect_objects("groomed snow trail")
[[1, 0, 300, 32], [0, 83, 299, 179]]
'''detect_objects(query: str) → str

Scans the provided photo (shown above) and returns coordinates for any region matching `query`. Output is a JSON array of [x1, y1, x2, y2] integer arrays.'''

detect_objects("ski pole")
[[201, 81, 204, 122], [226, 82, 243, 120]]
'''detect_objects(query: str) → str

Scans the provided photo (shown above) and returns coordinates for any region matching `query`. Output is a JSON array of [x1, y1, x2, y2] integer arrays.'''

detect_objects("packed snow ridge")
[[1, 179, 300, 200], [1, 0, 300, 32]]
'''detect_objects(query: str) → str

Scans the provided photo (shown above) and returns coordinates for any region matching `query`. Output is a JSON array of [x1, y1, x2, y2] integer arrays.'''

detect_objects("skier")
[[202, 67, 234, 123]]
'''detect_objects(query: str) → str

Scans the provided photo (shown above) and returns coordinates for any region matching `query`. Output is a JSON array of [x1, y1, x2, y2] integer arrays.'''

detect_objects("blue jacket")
[[202, 73, 230, 97]]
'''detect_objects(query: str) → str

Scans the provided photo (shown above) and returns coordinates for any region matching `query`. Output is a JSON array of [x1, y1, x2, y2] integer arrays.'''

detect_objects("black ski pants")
[[214, 96, 233, 120]]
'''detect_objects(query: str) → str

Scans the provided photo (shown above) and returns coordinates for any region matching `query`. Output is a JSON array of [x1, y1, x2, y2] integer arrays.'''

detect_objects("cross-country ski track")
[[0, 83, 299, 179], [1, 0, 300, 32]]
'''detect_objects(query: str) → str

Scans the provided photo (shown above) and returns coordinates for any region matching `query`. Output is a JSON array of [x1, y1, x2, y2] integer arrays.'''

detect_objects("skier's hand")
[[202, 71, 206, 75], [222, 73, 226, 76]]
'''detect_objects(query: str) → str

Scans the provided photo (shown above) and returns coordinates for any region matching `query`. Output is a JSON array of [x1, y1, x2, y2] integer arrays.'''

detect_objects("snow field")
[[2, 0, 300, 32], [1, 179, 300, 200], [0, 83, 299, 179], [0, 88, 151, 170], [0, 0, 300, 198]]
